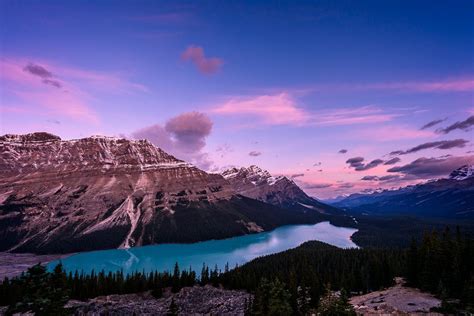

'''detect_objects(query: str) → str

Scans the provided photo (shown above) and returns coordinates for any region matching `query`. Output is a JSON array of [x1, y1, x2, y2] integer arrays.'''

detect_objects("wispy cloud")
[[23, 63, 62, 88], [359, 78, 474, 93], [304, 78, 474, 94], [420, 118, 446, 130], [1, 57, 149, 123], [181, 45, 223, 75]]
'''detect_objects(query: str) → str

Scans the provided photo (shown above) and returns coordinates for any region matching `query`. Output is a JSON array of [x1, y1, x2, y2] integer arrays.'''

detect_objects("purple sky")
[[1, 1, 473, 198]]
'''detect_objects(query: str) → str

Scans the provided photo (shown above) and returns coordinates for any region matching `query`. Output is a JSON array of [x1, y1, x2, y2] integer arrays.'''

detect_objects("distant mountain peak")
[[449, 165, 474, 181], [220, 165, 342, 215]]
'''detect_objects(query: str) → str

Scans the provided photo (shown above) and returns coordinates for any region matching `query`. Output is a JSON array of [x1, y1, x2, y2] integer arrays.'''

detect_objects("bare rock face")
[[2, 133, 316, 254], [222, 166, 342, 215]]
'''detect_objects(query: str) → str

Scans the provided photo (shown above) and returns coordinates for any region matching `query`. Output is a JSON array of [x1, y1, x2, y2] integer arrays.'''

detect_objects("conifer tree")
[[268, 278, 292, 316]]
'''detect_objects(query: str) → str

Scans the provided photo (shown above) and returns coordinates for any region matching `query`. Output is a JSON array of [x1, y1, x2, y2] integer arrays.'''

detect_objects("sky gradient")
[[1, 0, 473, 198]]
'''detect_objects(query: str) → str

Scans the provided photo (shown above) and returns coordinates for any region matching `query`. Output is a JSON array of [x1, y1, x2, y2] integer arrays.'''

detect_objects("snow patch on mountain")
[[449, 165, 474, 181]]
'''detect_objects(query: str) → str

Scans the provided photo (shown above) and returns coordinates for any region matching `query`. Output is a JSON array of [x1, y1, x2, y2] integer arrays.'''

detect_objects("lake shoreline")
[[1, 222, 358, 280], [48, 222, 358, 276]]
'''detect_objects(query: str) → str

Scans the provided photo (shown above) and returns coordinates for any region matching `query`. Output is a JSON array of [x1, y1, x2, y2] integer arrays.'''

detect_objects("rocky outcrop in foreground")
[[67, 285, 251, 316], [350, 278, 441, 315]]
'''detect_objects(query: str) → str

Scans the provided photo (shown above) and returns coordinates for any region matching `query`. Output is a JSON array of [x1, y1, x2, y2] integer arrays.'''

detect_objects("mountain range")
[[0, 132, 340, 254], [330, 165, 474, 219]]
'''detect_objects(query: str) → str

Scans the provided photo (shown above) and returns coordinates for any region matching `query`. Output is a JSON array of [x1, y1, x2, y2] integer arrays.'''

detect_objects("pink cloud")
[[211, 94, 395, 127], [211, 93, 309, 125], [181, 45, 223, 74]]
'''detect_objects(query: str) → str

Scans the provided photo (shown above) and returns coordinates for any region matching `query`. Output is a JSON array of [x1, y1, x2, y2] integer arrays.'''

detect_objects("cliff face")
[[0, 133, 325, 254]]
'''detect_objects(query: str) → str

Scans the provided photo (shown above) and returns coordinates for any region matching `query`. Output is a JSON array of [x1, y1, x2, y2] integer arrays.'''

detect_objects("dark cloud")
[[249, 151, 262, 157], [387, 155, 474, 178], [437, 116, 474, 134], [346, 157, 364, 168], [338, 149, 348, 154], [313, 162, 322, 166], [301, 182, 333, 189], [391, 139, 469, 155], [24, 63, 53, 78], [131, 112, 213, 170], [384, 157, 401, 165], [389, 150, 405, 156], [361, 175, 379, 181], [355, 159, 384, 171], [338, 183, 354, 189], [290, 173, 305, 179], [42, 78, 62, 88], [420, 118, 446, 130], [362, 175, 403, 181], [379, 175, 402, 181], [23, 62, 62, 88], [346, 157, 384, 171]]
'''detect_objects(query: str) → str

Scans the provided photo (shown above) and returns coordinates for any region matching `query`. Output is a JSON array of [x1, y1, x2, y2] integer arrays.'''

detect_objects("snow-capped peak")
[[449, 165, 474, 181], [221, 165, 284, 186]]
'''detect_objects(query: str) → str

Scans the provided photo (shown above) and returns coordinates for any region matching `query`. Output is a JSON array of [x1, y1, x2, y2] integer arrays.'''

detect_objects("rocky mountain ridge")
[[331, 165, 474, 219], [222, 165, 344, 216]]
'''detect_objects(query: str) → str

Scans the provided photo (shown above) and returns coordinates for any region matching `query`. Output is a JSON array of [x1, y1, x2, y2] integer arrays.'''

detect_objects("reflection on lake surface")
[[49, 221, 358, 275]]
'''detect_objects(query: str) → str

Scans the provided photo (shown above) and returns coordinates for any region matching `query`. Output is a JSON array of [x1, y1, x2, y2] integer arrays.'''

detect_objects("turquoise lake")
[[48, 221, 358, 275]]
